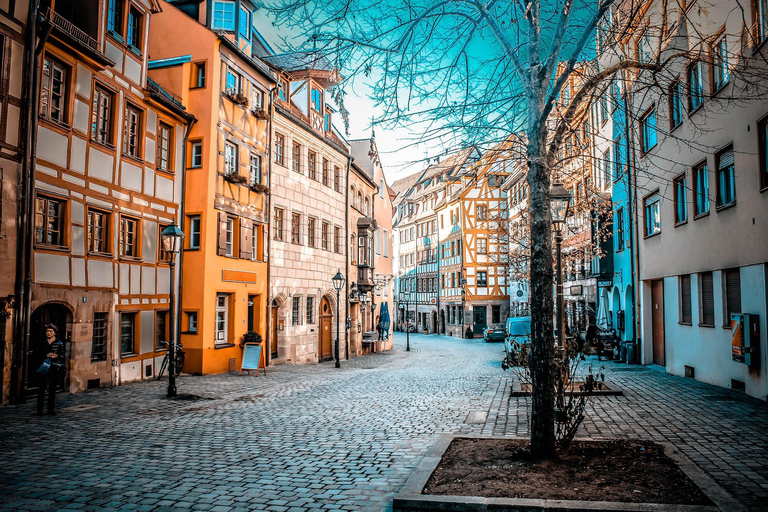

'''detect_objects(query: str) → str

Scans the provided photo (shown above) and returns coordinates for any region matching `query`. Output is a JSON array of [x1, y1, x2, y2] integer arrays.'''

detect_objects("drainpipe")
[[175, 115, 197, 365], [266, 85, 275, 364], [12, 1, 47, 404], [435, 213, 440, 334], [345, 154, 351, 359]]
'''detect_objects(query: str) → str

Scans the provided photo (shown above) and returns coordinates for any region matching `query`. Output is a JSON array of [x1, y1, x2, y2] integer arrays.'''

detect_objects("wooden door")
[[651, 280, 665, 366], [473, 306, 487, 334], [319, 297, 333, 360], [270, 306, 279, 359]]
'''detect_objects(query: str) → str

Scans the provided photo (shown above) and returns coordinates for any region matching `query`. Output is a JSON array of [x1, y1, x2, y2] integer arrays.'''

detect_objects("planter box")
[[393, 435, 745, 512]]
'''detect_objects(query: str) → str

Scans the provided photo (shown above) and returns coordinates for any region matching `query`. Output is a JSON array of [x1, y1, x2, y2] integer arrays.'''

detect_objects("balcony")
[[357, 266, 374, 292], [43, 7, 111, 66]]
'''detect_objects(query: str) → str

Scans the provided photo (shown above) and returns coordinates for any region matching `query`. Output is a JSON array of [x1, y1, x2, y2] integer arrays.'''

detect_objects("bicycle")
[[157, 340, 185, 379]]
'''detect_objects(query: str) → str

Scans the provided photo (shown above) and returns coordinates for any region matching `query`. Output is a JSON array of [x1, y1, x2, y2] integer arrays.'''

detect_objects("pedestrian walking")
[[36, 324, 65, 416]]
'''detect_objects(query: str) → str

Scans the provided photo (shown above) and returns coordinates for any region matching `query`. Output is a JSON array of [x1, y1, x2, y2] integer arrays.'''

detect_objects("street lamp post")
[[403, 290, 411, 351], [332, 270, 345, 368], [550, 183, 571, 349], [460, 278, 467, 338], [161, 221, 185, 398]]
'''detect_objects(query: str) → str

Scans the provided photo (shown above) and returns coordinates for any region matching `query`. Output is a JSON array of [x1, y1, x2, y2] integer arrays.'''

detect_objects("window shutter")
[[680, 274, 692, 323], [701, 272, 715, 325], [718, 149, 734, 169], [724, 268, 741, 323], [217, 211, 227, 256], [239, 218, 252, 259]]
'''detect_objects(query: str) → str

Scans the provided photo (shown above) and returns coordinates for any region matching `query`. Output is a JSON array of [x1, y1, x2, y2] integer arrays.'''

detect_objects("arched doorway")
[[318, 296, 333, 361], [611, 286, 621, 333], [28, 303, 72, 396], [431, 311, 437, 333], [270, 299, 280, 360], [439, 309, 445, 334]]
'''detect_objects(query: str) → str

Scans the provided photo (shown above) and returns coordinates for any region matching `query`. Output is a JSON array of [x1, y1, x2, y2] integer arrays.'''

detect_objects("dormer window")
[[277, 80, 287, 101], [212, 1, 236, 31], [311, 88, 322, 112], [239, 6, 251, 40], [324, 111, 330, 132], [127, 7, 142, 54], [108, 0, 124, 38]]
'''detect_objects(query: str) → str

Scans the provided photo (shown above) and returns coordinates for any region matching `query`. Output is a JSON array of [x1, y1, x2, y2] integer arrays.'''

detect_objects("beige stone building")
[[265, 51, 349, 365]]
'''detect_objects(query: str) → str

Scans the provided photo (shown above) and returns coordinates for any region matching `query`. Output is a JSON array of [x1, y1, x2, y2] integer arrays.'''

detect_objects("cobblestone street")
[[1, 333, 767, 512]]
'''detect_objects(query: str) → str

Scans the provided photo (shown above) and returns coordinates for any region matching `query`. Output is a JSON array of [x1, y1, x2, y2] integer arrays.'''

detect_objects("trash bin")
[[619, 342, 628, 363], [623, 342, 636, 364]]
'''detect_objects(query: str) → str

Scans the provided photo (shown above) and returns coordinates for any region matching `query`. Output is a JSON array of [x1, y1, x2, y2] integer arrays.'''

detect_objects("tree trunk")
[[527, 126, 557, 460]]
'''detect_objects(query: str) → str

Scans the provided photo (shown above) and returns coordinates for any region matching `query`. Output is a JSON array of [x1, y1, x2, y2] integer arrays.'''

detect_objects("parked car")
[[502, 316, 532, 368], [483, 324, 506, 342]]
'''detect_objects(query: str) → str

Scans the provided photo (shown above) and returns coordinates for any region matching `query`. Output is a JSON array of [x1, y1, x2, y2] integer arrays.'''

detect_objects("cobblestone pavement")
[[1, 333, 766, 512]]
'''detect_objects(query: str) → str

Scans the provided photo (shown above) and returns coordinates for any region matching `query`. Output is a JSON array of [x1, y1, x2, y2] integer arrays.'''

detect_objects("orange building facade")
[[148, 1, 273, 375]]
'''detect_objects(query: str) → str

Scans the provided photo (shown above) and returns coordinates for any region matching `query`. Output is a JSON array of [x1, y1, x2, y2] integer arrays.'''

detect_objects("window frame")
[[87, 208, 111, 255], [293, 142, 303, 174], [643, 191, 661, 238], [119, 215, 140, 259], [274, 133, 285, 166], [224, 141, 238, 177], [34, 194, 66, 248], [92, 84, 115, 147], [273, 207, 284, 240], [673, 173, 688, 226], [212, 0, 236, 31], [477, 271, 488, 287], [157, 122, 173, 173], [249, 154, 262, 186], [291, 212, 302, 244], [120, 311, 137, 356], [188, 214, 201, 250], [760, 114, 768, 192], [122, 102, 143, 159], [292, 296, 302, 325], [307, 217, 316, 247], [715, 145, 736, 210], [41, 55, 69, 125], [91, 312, 108, 362], [711, 34, 730, 93], [215, 293, 231, 345], [126, 6, 143, 54], [687, 61, 704, 113], [669, 78, 683, 130], [477, 237, 487, 254], [189, 140, 203, 168], [693, 160, 710, 218], [699, 271, 715, 327], [639, 106, 657, 154], [155, 310, 169, 351]]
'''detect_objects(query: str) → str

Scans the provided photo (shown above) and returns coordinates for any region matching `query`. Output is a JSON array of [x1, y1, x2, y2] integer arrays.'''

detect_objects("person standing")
[[36, 325, 65, 416]]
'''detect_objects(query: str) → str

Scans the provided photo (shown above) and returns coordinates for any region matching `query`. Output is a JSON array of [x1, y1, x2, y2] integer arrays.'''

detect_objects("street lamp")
[[161, 220, 185, 398], [460, 278, 467, 338], [403, 290, 411, 351], [550, 183, 571, 349], [332, 270, 345, 368]]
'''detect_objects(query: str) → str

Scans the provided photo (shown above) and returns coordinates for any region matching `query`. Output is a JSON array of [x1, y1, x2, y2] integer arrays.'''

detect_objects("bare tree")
[[266, 0, 768, 458]]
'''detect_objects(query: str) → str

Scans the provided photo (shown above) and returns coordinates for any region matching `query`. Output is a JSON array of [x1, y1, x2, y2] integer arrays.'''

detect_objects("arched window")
[[364, 197, 370, 216], [357, 191, 362, 211]]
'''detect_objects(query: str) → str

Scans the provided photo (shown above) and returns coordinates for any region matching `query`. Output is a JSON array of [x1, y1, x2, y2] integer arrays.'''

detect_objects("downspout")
[[266, 85, 275, 364], [345, 154, 351, 359], [624, 75, 640, 361], [12, 1, 46, 404], [435, 212, 440, 334], [175, 116, 197, 362], [371, 178, 376, 337]]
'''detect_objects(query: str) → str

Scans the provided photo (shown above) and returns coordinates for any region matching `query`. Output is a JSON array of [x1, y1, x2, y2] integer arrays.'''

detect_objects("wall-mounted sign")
[[598, 280, 612, 288], [569, 285, 583, 295]]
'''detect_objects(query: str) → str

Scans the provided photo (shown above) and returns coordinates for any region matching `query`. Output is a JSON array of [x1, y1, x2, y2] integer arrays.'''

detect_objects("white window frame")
[[225, 142, 237, 176], [215, 294, 229, 344], [189, 215, 201, 249]]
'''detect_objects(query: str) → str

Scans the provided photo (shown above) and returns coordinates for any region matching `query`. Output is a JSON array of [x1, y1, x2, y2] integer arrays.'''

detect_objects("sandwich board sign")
[[241, 343, 266, 375]]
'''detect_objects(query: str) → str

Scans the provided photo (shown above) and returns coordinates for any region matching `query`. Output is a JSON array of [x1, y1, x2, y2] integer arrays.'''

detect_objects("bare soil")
[[423, 438, 712, 505]]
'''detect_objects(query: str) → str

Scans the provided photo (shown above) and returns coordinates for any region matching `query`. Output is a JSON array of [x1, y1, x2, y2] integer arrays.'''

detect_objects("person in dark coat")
[[36, 324, 65, 416]]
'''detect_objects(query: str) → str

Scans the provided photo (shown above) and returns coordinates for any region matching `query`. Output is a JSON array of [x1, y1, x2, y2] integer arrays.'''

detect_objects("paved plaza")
[[1, 333, 767, 512]]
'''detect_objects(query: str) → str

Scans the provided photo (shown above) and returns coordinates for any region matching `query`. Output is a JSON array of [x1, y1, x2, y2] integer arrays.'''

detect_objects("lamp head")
[[161, 220, 185, 256], [332, 270, 345, 292], [550, 183, 571, 225]]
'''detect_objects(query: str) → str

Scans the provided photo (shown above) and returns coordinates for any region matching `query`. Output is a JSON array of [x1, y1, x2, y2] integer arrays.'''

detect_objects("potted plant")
[[224, 173, 248, 185], [241, 331, 262, 347], [251, 108, 270, 120], [224, 89, 249, 108], [250, 182, 269, 193]]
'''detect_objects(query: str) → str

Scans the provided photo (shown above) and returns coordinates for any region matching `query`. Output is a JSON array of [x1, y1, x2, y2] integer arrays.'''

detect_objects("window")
[[383, 229, 388, 257], [758, 0, 768, 43], [120, 312, 136, 355], [640, 108, 657, 153], [292, 296, 301, 325], [601, 149, 611, 189], [678, 274, 692, 324], [249, 154, 261, 186], [91, 312, 108, 362], [599, 95, 608, 124], [212, 1, 236, 30], [322, 158, 330, 187], [673, 174, 688, 224], [92, 85, 113, 145], [760, 116, 768, 190], [334, 166, 341, 192], [190, 141, 203, 168], [108, 0, 124, 36], [311, 88, 322, 111], [644, 192, 661, 237], [277, 80, 287, 101], [186, 311, 198, 333], [716, 147, 735, 208], [322, 222, 329, 250], [613, 136, 624, 181], [307, 217, 316, 247], [670, 79, 683, 129], [291, 213, 301, 244], [225, 217, 234, 256], [712, 36, 729, 91], [127, 7, 142, 52], [215, 294, 230, 343], [188, 215, 201, 249], [476, 205, 487, 220], [35, 195, 64, 246], [477, 238, 487, 254], [492, 305, 501, 324], [324, 111, 330, 132], [273, 208, 284, 240], [119, 216, 139, 258], [225, 142, 237, 176], [364, 197, 370, 216], [41, 57, 68, 124], [693, 162, 710, 216], [225, 68, 239, 93], [477, 271, 487, 287], [380, 179, 385, 199], [123, 103, 142, 158], [688, 62, 703, 112], [700, 272, 715, 326], [155, 310, 168, 350], [192, 62, 206, 88], [334, 226, 341, 253], [250, 86, 263, 109], [309, 150, 318, 179], [275, 133, 284, 165], [306, 297, 314, 324], [239, 5, 250, 40], [87, 209, 109, 254], [157, 223, 171, 260], [723, 268, 741, 327], [292, 142, 302, 173], [157, 123, 172, 172]]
